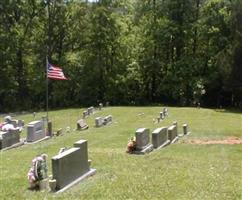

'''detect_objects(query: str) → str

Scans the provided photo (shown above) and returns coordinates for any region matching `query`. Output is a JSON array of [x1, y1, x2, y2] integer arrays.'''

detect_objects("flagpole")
[[46, 56, 49, 121], [46, 0, 50, 122]]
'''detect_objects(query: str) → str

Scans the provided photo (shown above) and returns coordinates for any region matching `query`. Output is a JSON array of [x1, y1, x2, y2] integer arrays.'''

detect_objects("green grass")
[[0, 107, 242, 200]]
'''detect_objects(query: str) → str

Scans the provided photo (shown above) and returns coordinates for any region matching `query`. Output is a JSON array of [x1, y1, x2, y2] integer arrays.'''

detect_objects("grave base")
[[155, 140, 171, 150], [179, 131, 191, 137], [39, 178, 49, 191], [77, 126, 89, 131], [25, 136, 50, 144], [55, 168, 96, 194], [133, 144, 154, 155], [171, 136, 179, 144], [1, 139, 25, 151], [185, 132, 191, 136]]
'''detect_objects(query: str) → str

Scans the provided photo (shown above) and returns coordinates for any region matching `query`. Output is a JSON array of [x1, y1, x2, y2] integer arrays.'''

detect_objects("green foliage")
[[0, 0, 241, 111]]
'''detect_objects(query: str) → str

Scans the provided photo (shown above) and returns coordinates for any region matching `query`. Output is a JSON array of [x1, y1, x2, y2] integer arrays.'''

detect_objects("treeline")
[[0, 0, 242, 112]]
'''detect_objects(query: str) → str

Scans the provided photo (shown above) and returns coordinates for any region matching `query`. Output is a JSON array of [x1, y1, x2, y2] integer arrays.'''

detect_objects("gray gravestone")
[[135, 128, 150, 150], [134, 128, 153, 154], [103, 115, 112, 125], [168, 125, 178, 143], [73, 140, 89, 171], [17, 119, 24, 127], [163, 108, 168, 116], [52, 148, 85, 190], [0, 130, 20, 150], [95, 117, 103, 127], [173, 121, 178, 135], [47, 121, 52, 137], [27, 120, 45, 142], [152, 127, 169, 149], [77, 119, 88, 130], [52, 139, 95, 191], [87, 107, 94, 115], [183, 124, 190, 135], [98, 103, 103, 110], [160, 112, 164, 119], [83, 111, 88, 119]]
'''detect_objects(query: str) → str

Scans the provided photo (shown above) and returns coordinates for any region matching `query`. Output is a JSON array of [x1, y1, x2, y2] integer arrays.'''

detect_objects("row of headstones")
[[83, 106, 95, 118], [1, 103, 109, 149], [157, 107, 168, 123], [1, 112, 113, 150], [131, 122, 190, 154], [82, 102, 110, 119], [0, 119, 53, 150]]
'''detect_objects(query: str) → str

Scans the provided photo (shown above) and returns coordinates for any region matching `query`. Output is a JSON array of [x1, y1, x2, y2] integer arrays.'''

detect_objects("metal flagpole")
[[46, 56, 49, 121], [46, 0, 50, 122]]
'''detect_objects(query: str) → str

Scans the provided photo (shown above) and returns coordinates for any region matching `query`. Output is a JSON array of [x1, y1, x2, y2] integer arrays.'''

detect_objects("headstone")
[[160, 112, 164, 120], [183, 124, 190, 135], [173, 121, 178, 135], [152, 127, 169, 149], [83, 111, 88, 119], [135, 128, 150, 150], [103, 115, 112, 125], [133, 128, 153, 154], [47, 121, 52, 137], [106, 101, 109, 107], [0, 130, 20, 150], [17, 119, 24, 127], [76, 119, 88, 130], [168, 125, 178, 143], [51, 140, 96, 192], [95, 117, 103, 127], [87, 107, 94, 115], [98, 103, 103, 110], [27, 120, 45, 142], [163, 108, 168, 117]]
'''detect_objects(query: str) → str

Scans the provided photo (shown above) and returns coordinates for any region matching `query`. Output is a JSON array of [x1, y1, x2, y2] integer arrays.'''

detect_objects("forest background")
[[1, 0, 242, 112]]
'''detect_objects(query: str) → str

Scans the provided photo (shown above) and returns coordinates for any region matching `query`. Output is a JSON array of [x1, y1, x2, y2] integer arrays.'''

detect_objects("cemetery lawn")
[[0, 107, 242, 200]]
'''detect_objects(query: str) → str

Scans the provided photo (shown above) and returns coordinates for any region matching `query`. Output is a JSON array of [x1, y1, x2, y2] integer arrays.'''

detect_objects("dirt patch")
[[187, 137, 242, 145]]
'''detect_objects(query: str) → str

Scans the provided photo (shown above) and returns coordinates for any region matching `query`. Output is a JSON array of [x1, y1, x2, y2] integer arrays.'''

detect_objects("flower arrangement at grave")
[[27, 154, 48, 189], [126, 137, 136, 153]]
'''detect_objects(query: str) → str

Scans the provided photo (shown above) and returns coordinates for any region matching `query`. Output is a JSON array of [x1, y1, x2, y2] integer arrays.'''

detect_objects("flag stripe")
[[47, 61, 67, 80]]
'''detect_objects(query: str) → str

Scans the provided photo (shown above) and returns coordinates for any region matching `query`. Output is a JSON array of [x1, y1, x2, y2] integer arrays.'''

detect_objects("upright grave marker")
[[133, 128, 153, 154], [0, 130, 21, 150], [152, 127, 170, 149], [183, 124, 191, 135], [76, 119, 88, 130], [83, 111, 88, 119], [27, 120, 46, 142], [87, 107, 94, 115], [51, 139, 96, 193], [168, 125, 178, 144], [95, 117, 103, 127]]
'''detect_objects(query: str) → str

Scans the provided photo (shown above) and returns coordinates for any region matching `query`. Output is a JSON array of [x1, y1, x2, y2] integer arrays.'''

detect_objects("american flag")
[[47, 61, 67, 80]]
